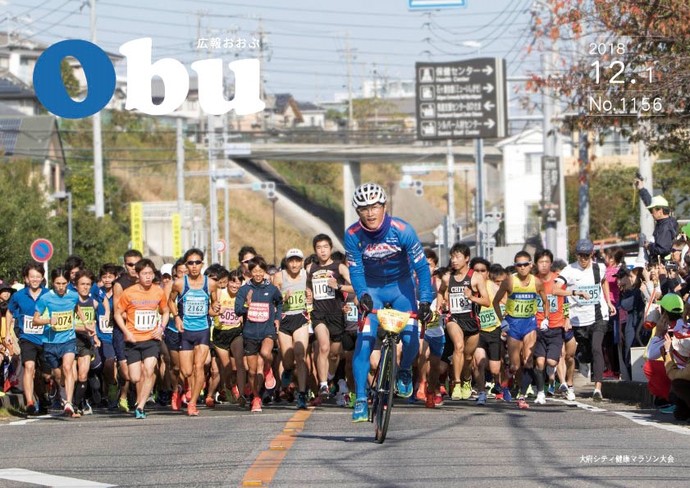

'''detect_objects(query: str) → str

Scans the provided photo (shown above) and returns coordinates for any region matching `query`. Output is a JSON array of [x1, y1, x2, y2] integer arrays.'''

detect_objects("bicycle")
[[361, 306, 425, 444]]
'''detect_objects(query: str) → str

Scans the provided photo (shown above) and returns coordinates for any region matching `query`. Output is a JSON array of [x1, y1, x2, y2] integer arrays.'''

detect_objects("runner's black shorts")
[[19, 339, 50, 374], [311, 311, 345, 342], [125, 339, 160, 365], [477, 328, 502, 361], [448, 314, 480, 337], [279, 313, 309, 336], [244, 335, 276, 356], [213, 327, 242, 351]]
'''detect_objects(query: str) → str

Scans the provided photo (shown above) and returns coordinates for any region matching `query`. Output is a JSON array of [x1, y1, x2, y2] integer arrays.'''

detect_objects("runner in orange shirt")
[[114, 259, 169, 419]]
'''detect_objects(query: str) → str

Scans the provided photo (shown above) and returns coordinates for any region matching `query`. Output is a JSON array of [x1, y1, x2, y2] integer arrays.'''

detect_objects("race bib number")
[[283, 290, 307, 312], [449, 292, 471, 314], [312, 278, 335, 301], [217, 308, 241, 330], [134, 310, 159, 331], [510, 300, 536, 318], [23, 315, 43, 335], [478, 308, 498, 330], [345, 303, 358, 323], [536, 295, 558, 313], [52, 311, 73, 332], [99, 316, 113, 334], [184, 297, 208, 317], [576, 285, 601, 306], [247, 302, 270, 323]]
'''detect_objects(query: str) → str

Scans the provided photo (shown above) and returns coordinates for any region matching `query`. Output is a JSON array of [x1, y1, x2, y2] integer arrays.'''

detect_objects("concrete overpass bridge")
[[225, 130, 503, 230]]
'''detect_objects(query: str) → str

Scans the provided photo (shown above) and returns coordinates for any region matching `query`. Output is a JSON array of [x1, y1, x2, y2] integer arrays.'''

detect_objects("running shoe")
[[135, 408, 146, 419], [547, 384, 556, 397], [461, 380, 472, 400], [476, 391, 487, 406], [526, 385, 535, 398], [237, 395, 248, 409], [171, 391, 181, 411], [535, 391, 546, 405], [25, 403, 37, 415], [434, 393, 444, 406], [335, 392, 346, 407], [416, 381, 427, 401], [297, 392, 308, 410], [396, 369, 413, 398], [495, 392, 504, 401], [82, 400, 93, 415], [517, 396, 530, 409], [558, 383, 569, 396], [187, 404, 200, 416], [347, 392, 356, 409], [146, 393, 156, 406], [425, 392, 435, 409], [205, 396, 215, 408], [231, 385, 240, 402], [659, 404, 676, 414], [309, 395, 323, 407], [118, 397, 130, 413], [264, 365, 277, 390], [451, 383, 463, 401], [352, 399, 368, 422], [439, 385, 447, 397], [64, 401, 75, 416], [318, 384, 330, 399], [566, 387, 576, 401], [501, 386, 512, 403], [251, 397, 263, 413], [592, 389, 603, 402]]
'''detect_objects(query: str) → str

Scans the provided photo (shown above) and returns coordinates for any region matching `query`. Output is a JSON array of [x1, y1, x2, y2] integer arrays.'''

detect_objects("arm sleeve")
[[273, 287, 283, 318], [639, 187, 652, 208], [8, 294, 20, 319], [344, 229, 368, 301], [35, 295, 47, 316], [400, 227, 434, 303], [234, 286, 247, 316]]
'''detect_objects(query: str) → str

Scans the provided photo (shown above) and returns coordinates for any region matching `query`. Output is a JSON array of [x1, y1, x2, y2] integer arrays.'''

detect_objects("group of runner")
[[5, 181, 684, 422], [1, 244, 620, 420]]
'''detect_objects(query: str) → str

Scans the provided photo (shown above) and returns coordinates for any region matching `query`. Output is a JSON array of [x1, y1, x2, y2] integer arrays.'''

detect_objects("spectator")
[[616, 267, 645, 380], [634, 178, 678, 264], [603, 247, 625, 378]]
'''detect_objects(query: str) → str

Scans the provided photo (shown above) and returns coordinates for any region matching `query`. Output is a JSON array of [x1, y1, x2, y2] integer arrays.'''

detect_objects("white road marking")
[[614, 411, 690, 436], [0, 468, 115, 487], [548, 397, 607, 412]]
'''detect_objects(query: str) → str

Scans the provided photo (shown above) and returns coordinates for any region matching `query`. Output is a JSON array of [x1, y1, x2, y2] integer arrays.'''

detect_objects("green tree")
[[61, 59, 80, 98], [0, 161, 59, 280]]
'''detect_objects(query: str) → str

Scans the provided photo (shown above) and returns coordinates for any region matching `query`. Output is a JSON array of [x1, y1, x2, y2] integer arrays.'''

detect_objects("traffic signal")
[[261, 181, 276, 199], [412, 179, 423, 196]]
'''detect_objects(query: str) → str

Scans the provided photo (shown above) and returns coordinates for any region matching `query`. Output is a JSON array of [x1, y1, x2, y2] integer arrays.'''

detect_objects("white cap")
[[160, 263, 173, 276], [285, 248, 304, 260]]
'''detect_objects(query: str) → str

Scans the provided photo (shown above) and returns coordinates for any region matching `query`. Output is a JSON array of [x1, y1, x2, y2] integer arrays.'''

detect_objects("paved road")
[[1, 394, 688, 488]]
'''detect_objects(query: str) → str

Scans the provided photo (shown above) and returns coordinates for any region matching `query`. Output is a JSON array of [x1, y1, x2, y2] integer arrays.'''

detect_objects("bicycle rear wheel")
[[374, 338, 397, 443]]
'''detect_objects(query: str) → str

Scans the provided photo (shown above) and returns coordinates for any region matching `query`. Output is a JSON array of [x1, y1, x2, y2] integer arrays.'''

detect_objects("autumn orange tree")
[[527, 0, 690, 161]]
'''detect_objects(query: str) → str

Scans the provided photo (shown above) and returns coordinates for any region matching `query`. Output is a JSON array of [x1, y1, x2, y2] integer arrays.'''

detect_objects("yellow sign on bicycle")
[[377, 309, 412, 334]]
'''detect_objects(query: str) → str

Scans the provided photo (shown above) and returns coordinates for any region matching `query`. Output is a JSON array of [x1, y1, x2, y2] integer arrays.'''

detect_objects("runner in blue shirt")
[[344, 183, 434, 422], [33, 267, 87, 417], [7, 262, 49, 414]]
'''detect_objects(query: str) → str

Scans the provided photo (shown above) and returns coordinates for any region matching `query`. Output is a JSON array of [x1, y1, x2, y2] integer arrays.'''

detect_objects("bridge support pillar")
[[343, 160, 361, 231]]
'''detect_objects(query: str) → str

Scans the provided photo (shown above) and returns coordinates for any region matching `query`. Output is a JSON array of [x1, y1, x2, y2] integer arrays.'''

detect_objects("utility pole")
[[341, 33, 355, 134], [89, 0, 104, 218], [638, 119, 654, 242], [446, 140, 456, 247]]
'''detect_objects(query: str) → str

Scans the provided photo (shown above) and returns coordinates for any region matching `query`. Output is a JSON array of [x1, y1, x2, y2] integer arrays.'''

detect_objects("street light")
[[52, 191, 72, 255], [268, 195, 278, 265]]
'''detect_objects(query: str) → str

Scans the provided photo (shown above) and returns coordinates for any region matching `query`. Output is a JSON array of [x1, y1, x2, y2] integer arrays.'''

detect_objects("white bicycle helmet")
[[352, 182, 387, 209]]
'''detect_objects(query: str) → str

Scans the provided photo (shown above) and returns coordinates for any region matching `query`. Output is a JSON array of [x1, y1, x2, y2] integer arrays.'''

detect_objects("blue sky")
[[7, 0, 542, 103]]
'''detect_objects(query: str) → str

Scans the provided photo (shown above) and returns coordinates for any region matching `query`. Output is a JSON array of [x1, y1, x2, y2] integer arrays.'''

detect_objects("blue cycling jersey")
[[345, 214, 433, 303]]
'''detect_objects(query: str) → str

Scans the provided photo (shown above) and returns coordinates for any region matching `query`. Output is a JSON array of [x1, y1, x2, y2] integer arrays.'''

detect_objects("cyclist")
[[344, 183, 434, 422]]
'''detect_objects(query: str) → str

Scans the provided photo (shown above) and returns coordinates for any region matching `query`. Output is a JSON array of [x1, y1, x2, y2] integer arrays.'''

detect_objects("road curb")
[[601, 381, 654, 408]]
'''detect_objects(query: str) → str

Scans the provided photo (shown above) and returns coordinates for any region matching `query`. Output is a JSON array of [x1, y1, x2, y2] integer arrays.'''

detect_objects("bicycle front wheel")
[[374, 338, 397, 443]]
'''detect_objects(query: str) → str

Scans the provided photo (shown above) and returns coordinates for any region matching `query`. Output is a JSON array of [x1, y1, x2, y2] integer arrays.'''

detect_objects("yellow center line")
[[241, 408, 313, 487]]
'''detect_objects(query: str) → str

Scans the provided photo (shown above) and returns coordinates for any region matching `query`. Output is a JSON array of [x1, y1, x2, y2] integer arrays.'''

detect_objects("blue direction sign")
[[30, 238, 54, 263], [415, 58, 507, 140]]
